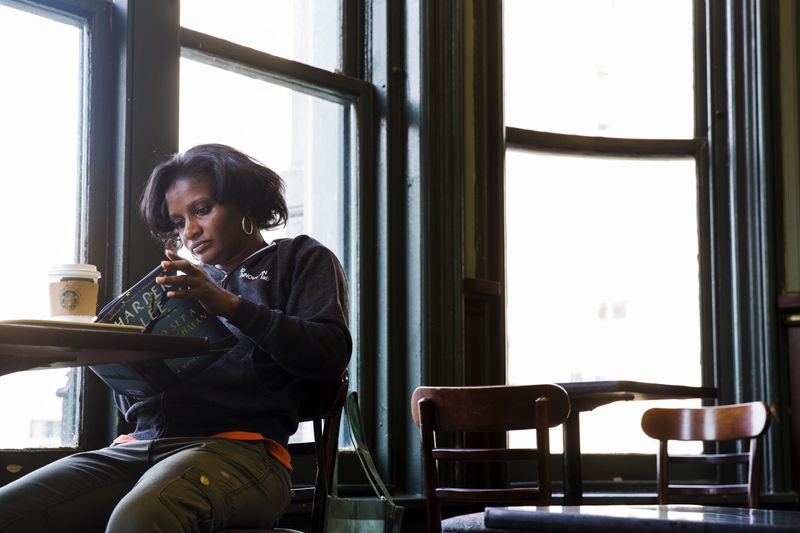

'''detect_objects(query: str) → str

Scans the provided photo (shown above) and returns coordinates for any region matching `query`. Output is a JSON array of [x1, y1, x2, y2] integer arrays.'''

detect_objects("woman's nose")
[[183, 217, 201, 240]]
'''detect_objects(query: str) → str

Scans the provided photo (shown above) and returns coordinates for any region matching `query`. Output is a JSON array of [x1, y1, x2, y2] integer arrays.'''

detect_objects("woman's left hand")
[[156, 250, 241, 319]]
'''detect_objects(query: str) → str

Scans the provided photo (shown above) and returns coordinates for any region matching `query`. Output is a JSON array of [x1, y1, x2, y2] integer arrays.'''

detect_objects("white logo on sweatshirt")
[[240, 269, 270, 282]]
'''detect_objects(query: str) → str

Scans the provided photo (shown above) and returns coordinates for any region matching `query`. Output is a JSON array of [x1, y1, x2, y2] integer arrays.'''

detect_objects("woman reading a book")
[[0, 144, 352, 532]]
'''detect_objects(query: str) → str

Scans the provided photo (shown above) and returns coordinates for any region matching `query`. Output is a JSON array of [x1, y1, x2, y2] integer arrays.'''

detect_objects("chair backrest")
[[640, 401, 770, 508], [411, 384, 571, 533]]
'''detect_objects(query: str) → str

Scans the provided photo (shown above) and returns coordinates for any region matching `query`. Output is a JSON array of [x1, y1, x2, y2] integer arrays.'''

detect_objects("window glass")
[[504, 0, 694, 138], [179, 56, 347, 441], [180, 0, 341, 73], [0, 4, 83, 448], [505, 150, 702, 453], [179, 56, 345, 259]]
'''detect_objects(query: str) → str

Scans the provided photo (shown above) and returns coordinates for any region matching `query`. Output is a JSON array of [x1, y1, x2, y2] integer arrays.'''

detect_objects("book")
[[90, 264, 237, 398]]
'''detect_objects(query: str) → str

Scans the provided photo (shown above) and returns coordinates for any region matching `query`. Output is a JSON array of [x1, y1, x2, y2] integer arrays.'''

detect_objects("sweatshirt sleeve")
[[228, 241, 352, 381]]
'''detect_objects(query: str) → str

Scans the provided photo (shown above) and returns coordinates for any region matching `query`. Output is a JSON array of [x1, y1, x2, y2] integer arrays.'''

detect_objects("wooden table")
[[0, 321, 209, 376], [556, 380, 718, 505], [483, 505, 800, 532]]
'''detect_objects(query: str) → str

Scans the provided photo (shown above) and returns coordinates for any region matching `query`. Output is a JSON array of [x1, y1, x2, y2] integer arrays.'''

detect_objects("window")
[[0, 0, 785, 503], [504, 0, 705, 454], [0, 0, 373, 477], [498, 0, 788, 496], [178, 4, 371, 442], [180, 0, 341, 72], [178, 59, 346, 259], [0, 2, 85, 448]]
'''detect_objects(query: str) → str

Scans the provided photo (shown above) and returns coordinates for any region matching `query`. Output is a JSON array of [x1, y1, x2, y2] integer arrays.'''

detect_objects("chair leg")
[[749, 437, 762, 508], [419, 400, 442, 533], [311, 417, 327, 533], [656, 441, 669, 505], [535, 397, 552, 504]]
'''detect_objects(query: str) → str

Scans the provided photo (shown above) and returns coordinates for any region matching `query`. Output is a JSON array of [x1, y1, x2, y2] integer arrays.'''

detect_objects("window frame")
[[0, 0, 387, 493], [501, 0, 709, 494], [120, 1, 377, 439], [4, 0, 789, 509], [177, 28, 376, 399], [138, 0, 388, 491], [0, 0, 117, 479], [495, 0, 791, 497]]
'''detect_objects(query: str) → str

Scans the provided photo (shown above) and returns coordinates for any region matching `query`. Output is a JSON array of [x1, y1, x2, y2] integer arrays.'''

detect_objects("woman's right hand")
[[157, 249, 241, 320]]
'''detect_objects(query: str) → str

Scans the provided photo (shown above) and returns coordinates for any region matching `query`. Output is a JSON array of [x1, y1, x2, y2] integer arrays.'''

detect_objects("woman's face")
[[166, 175, 261, 272]]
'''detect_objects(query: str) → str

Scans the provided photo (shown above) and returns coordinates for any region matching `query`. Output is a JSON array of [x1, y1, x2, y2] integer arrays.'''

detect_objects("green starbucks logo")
[[60, 289, 80, 311]]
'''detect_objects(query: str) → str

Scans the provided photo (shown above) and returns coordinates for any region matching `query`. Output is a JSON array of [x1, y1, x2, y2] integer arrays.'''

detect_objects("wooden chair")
[[411, 384, 571, 533], [218, 370, 349, 533], [640, 401, 771, 508]]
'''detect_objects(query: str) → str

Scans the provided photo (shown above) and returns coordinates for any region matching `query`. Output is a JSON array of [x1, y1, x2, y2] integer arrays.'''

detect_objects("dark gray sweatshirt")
[[115, 235, 352, 447]]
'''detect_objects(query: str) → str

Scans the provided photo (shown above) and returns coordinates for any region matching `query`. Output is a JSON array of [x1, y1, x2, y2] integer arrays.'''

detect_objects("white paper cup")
[[48, 264, 102, 322]]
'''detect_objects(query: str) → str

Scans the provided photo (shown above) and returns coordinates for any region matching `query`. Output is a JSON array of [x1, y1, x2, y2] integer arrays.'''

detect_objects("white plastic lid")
[[48, 263, 102, 282]]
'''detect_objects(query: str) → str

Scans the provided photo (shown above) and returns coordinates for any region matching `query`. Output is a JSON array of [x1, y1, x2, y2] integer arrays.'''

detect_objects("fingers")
[[156, 276, 189, 298], [165, 284, 191, 299], [157, 273, 199, 298], [155, 258, 211, 298], [161, 257, 196, 273], [155, 252, 222, 309], [157, 273, 192, 287], [158, 253, 199, 285]]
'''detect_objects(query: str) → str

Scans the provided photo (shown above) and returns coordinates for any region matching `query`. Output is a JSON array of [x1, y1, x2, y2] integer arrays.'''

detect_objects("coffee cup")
[[48, 264, 102, 322]]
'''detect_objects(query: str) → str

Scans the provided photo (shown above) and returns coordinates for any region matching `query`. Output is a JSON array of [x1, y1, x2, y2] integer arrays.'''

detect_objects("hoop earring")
[[241, 216, 255, 236]]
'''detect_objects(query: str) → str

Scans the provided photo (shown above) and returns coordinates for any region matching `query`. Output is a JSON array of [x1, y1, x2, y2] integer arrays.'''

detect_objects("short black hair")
[[139, 143, 288, 249]]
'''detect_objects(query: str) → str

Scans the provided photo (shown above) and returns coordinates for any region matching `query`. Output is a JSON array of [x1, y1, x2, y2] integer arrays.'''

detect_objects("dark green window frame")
[[177, 27, 376, 399], [11, 0, 780, 508], [0, 0, 118, 482], [489, 0, 793, 498], [120, 0, 386, 469], [0, 0, 385, 487]]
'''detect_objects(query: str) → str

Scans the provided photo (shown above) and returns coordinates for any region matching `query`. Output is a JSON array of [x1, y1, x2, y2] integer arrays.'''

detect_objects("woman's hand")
[[156, 250, 241, 320]]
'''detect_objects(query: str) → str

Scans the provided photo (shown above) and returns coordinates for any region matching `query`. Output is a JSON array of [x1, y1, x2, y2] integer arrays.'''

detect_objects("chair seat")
[[441, 511, 520, 532]]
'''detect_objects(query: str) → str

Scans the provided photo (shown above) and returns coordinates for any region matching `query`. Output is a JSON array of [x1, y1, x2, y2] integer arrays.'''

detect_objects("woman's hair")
[[139, 143, 288, 249]]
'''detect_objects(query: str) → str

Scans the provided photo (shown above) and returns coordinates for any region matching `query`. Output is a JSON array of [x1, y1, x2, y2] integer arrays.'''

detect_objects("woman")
[[0, 144, 352, 532]]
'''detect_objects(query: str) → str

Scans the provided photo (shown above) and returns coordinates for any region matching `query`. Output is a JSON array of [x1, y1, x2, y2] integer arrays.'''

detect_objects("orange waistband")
[[112, 431, 292, 471]]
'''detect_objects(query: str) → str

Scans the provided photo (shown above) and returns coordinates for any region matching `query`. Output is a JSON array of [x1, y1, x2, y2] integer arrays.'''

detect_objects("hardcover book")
[[91, 264, 237, 398]]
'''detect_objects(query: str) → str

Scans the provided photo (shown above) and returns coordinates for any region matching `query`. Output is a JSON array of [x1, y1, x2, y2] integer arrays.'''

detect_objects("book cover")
[[91, 264, 237, 398]]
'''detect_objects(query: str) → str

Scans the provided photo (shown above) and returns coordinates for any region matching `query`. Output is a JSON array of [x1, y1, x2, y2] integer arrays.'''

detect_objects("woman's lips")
[[191, 240, 211, 255]]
